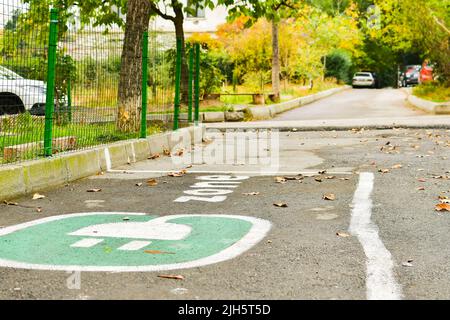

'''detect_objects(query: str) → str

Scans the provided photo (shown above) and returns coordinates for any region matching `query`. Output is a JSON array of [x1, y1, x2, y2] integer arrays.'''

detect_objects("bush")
[[413, 81, 450, 102], [324, 51, 353, 84]]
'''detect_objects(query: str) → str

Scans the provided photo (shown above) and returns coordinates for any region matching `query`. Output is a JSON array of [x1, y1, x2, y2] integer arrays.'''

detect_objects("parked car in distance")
[[352, 72, 376, 88], [400, 65, 421, 87], [0, 66, 47, 116]]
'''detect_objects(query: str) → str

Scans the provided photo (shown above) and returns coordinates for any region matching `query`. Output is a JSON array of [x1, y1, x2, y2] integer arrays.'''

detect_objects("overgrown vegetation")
[[413, 82, 450, 103]]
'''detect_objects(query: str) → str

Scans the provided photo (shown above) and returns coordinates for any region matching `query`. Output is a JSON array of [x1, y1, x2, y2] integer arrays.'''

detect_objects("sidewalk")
[[205, 115, 450, 131]]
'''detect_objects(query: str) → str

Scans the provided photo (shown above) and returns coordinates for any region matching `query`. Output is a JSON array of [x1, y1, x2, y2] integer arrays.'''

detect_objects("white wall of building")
[[151, 2, 228, 34]]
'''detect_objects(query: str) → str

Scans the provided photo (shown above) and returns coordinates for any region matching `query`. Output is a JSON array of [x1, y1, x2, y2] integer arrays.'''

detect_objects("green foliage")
[[198, 49, 226, 96], [413, 81, 450, 102], [242, 71, 271, 93], [324, 50, 354, 84]]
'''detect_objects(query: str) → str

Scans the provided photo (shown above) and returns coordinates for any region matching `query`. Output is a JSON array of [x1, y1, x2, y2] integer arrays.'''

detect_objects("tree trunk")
[[271, 20, 281, 102], [173, 9, 189, 103], [117, 0, 151, 133]]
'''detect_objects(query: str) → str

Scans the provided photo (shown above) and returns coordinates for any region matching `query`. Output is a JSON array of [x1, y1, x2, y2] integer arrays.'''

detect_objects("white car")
[[0, 66, 47, 116], [352, 72, 376, 88]]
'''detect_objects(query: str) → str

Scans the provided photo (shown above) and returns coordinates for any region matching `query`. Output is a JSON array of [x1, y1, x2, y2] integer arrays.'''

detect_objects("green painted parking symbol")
[[0, 213, 271, 272]]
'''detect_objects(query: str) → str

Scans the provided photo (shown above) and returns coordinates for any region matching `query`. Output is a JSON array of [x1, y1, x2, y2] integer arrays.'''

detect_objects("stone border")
[[0, 126, 205, 201], [406, 92, 450, 115]]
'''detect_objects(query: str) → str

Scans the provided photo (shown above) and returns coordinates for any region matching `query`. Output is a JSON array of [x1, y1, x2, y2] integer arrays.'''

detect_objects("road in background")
[[275, 88, 425, 121]]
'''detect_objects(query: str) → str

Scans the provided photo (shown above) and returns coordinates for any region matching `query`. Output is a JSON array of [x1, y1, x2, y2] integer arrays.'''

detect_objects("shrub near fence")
[[0, 4, 195, 165]]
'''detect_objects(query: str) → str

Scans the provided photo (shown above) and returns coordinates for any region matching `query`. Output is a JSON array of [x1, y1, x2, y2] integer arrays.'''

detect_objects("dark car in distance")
[[399, 65, 421, 87]]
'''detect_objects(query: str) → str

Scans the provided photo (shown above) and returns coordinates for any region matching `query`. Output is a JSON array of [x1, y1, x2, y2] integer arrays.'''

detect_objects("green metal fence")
[[0, 3, 200, 166]]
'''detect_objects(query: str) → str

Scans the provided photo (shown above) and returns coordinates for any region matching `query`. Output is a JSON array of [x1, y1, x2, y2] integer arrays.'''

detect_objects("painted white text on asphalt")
[[174, 175, 250, 203]]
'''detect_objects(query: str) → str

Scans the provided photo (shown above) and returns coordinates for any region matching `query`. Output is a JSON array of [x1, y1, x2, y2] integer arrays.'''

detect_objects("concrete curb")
[[247, 86, 351, 120], [407, 94, 450, 115], [0, 126, 205, 201], [205, 116, 450, 132]]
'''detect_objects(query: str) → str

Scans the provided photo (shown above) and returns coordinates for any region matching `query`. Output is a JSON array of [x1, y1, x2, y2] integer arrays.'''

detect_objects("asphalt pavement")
[[0, 128, 449, 300], [274, 88, 424, 120]]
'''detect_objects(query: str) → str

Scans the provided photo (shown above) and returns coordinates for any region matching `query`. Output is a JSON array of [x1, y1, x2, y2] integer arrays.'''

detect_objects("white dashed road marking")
[[349, 172, 403, 300]]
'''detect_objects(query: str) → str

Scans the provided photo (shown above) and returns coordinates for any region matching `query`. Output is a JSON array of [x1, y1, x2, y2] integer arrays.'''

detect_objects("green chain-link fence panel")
[[0, 3, 178, 165]]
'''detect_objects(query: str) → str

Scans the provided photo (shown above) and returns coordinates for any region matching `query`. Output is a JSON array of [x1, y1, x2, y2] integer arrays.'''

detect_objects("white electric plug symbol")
[[68, 216, 192, 251]]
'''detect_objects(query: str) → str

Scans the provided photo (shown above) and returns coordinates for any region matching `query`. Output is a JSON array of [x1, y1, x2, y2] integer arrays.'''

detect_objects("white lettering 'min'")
[[174, 176, 250, 203]]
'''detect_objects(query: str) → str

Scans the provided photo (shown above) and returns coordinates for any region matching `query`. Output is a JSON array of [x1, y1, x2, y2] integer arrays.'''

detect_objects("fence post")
[[140, 31, 149, 139], [44, 8, 58, 157], [194, 43, 200, 126], [67, 77, 72, 123], [173, 38, 182, 131], [188, 45, 194, 123]]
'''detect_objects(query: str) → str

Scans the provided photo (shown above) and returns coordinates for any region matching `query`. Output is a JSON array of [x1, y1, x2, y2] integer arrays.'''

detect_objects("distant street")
[[275, 88, 425, 121]]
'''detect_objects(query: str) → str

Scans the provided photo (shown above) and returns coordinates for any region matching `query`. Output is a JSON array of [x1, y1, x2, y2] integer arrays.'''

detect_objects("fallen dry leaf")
[[336, 232, 351, 238], [402, 261, 414, 267], [87, 189, 102, 193], [32, 193, 46, 200], [147, 179, 158, 187], [148, 154, 161, 160], [135, 183, 143, 187], [36, 207, 42, 213], [318, 170, 327, 175], [284, 175, 304, 181], [378, 169, 390, 174], [391, 164, 403, 169], [3, 200, 18, 206], [323, 194, 336, 201], [174, 149, 185, 157], [168, 170, 187, 177], [243, 192, 260, 196], [273, 203, 288, 208], [145, 250, 176, 255], [417, 186, 426, 191], [418, 178, 427, 182], [275, 177, 287, 183], [158, 274, 184, 280], [163, 149, 171, 156], [315, 178, 323, 183], [435, 203, 450, 212]]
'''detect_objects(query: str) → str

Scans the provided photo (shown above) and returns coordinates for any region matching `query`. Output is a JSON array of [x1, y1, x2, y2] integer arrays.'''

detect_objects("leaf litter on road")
[[435, 203, 450, 212], [145, 250, 176, 255], [158, 275, 184, 280], [243, 192, 260, 196], [32, 193, 46, 200], [273, 203, 288, 208], [323, 194, 336, 201], [336, 232, 351, 238]]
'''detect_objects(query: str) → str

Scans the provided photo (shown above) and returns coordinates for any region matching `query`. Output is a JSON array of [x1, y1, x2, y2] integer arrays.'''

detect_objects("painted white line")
[[349, 172, 403, 300], [71, 238, 104, 248], [104, 148, 112, 171], [106, 169, 354, 176], [118, 241, 152, 251]]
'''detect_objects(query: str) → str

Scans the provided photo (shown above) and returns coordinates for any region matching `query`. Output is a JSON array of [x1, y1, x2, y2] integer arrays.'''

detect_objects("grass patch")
[[413, 82, 450, 103], [0, 112, 163, 164]]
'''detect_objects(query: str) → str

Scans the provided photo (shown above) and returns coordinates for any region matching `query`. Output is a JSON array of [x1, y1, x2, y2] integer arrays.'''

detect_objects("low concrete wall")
[[0, 126, 205, 201], [407, 94, 450, 115], [247, 86, 351, 120]]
